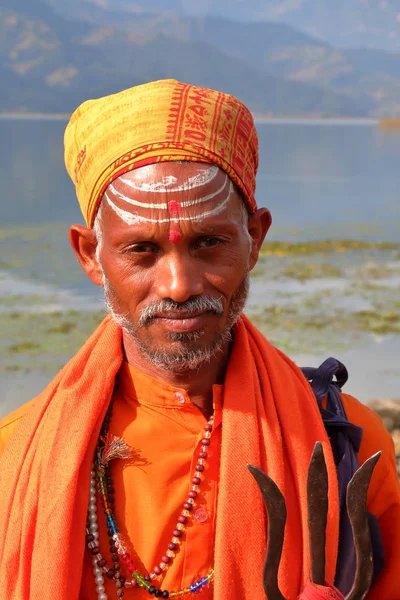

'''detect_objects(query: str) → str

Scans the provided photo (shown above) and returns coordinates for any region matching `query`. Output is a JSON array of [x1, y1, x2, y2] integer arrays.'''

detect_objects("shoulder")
[[341, 393, 400, 515], [341, 393, 395, 461], [0, 400, 35, 456]]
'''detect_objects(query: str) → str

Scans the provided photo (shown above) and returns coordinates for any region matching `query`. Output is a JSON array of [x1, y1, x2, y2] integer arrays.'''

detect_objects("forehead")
[[126, 161, 218, 185], [113, 162, 223, 200], [103, 162, 246, 228]]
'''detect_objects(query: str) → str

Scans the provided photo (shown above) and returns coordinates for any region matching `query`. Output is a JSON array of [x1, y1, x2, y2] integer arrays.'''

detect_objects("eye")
[[195, 236, 226, 249], [125, 242, 159, 254]]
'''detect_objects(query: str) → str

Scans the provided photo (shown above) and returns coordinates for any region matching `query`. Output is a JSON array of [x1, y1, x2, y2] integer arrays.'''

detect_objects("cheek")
[[205, 259, 248, 298], [102, 257, 152, 304], [196, 245, 250, 296], [219, 239, 251, 267]]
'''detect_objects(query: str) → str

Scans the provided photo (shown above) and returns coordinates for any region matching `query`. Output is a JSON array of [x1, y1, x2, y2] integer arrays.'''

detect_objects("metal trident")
[[248, 443, 381, 600]]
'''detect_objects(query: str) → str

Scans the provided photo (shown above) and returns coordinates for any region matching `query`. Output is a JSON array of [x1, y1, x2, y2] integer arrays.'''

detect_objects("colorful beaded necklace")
[[87, 401, 215, 599]]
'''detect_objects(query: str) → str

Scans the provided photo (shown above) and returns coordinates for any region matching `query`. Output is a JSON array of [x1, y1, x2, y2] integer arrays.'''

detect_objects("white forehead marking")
[[131, 175, 178, 191], [105, 181, 233, 226], [119, 166, 218, 193], [108, 175, 229, 210], [105, 197, 142, 226]]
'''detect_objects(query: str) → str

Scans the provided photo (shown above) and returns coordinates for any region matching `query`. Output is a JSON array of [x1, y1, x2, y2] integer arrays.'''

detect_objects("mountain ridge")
[[46, 0, 400, 53], [1, 0, 370, 116]]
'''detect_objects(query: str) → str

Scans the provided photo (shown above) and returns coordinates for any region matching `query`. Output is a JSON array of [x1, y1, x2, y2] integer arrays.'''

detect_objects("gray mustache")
[[138, 295, 224, 327]]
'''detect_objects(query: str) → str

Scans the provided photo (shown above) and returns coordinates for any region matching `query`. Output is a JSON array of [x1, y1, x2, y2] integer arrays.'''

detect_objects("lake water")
[[1, 117, 400, 237], [0, 118, 399, 416]]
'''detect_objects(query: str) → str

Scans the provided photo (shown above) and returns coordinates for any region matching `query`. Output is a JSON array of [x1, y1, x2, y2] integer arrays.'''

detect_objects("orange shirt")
[[85, 362, 221, 599], [1, 368, 399, 599]]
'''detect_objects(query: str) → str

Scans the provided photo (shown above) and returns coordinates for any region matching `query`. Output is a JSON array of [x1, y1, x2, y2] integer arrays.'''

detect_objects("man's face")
[[91, 162, 262, 371]]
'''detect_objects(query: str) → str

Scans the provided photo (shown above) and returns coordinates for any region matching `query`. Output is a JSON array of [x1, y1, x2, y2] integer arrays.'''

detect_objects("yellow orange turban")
[[64, 79, 259, 227]]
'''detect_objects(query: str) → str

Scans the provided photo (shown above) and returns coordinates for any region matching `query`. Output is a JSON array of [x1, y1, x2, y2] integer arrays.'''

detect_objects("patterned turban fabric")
[[64, 79, 259, 227]]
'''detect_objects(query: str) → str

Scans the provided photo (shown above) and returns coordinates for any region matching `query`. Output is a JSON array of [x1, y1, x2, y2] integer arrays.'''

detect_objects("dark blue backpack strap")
[[301, 357, 384, 594], [302, 356, 349, 412]]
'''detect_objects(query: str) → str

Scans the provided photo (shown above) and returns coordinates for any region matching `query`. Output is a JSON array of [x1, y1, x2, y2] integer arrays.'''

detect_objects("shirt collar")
[[116, 361, 223, 418]]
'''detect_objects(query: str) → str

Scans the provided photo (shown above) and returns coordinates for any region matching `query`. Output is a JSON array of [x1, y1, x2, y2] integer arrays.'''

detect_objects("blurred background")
[[0, 0, 400, 417]]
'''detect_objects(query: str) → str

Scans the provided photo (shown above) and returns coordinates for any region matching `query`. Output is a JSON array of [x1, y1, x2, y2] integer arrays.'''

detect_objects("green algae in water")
[[0, 309, 106, 374], [277, 262, 343, 281], [1, 227, 399, 370], [46, 321, 77, 334], [0, 223, 67, 243], [356, 262, 399, 279], [7, 341, 41, 354], [0, 223, 85, 288], [260, 240, 400, 256], [0, 294, 59, 306], [355, 309, 400, 335], [248, 287, 400, 354], [259, 239, 400, 257]]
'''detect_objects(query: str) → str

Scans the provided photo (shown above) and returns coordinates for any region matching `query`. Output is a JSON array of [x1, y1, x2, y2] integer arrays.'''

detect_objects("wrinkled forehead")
[[123, 162, 224, 196], [110, 162, 228, 204], [103, 162, 244, 230]]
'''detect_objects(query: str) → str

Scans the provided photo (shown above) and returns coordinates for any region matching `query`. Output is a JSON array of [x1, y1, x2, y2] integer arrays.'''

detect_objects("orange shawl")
[[0, 315, 339, 599]]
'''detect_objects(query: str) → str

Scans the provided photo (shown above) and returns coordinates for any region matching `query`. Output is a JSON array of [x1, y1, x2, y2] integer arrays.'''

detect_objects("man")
[[0, 79, 399, 600]]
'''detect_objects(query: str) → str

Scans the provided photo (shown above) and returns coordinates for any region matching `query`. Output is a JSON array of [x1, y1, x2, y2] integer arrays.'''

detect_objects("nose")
[[154, 253, 204, 303]]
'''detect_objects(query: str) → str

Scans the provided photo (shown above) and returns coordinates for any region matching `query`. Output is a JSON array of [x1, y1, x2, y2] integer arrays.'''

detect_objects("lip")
[[154, 312, 213, 333]]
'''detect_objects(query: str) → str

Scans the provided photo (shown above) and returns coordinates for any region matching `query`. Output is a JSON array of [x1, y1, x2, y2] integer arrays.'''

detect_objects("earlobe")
[[69, 224, 104, 286]]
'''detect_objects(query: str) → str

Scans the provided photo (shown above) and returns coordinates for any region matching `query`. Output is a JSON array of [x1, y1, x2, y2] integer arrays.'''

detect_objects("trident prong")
[[345, 452, 381, 600], [307, 442, 328, 585], [247, 465, 287, 600], [248, 446, 381, 600]]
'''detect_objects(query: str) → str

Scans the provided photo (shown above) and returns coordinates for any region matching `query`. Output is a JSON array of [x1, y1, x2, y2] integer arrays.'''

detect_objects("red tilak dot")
[[169, 230, 182, 244], [168, 201, 180, 216]]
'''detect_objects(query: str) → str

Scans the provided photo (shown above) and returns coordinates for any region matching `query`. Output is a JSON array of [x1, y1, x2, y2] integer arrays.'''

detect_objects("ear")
[[247, 208, 272, 271], [69, 224, 104, 286]]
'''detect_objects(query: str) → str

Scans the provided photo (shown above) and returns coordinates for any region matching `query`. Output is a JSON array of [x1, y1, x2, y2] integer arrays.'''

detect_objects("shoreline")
[[0, 112, 379, 125], [0, 112, 71, 120], [253, 116, 378, 125]]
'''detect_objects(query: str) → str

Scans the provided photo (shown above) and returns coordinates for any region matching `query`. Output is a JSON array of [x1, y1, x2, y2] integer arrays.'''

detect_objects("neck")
[[122, 331, 230, 418]]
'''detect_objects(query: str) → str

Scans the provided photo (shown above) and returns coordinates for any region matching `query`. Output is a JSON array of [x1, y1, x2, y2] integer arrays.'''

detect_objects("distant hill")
[[97, 13, 400, 116], [0, 0, 366, 116], [28, 5, 400, 117], [47, 0, 400, 53], [186, 16, 400, 117]]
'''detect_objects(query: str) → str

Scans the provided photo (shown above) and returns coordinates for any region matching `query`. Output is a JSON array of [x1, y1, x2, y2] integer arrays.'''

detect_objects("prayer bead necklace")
[[87, 401, 215, 599]]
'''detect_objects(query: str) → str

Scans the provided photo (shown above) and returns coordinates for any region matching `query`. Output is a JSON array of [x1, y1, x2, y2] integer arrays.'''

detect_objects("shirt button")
[[174, 392, 186, 404], [195, 507, 208, 523]]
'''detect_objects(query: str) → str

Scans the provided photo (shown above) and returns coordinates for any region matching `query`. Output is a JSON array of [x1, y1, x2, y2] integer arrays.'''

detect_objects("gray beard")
[[102, 274, 249, 373]]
